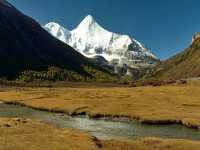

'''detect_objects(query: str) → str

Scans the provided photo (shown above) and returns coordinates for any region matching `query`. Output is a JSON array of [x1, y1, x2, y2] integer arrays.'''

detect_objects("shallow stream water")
[[0, 103, 200, 140]]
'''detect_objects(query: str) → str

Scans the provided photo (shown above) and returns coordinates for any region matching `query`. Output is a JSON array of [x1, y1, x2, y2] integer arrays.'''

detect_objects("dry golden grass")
[[0, 80, 200, 128], [0, 118, 99, 150], [1, 118, 200, 150]]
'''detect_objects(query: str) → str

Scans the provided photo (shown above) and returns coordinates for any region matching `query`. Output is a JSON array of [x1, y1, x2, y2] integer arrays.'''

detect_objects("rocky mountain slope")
[[44, 15, 159, 75], [0, 0, 116, 81], [145, 34, 200, 80]]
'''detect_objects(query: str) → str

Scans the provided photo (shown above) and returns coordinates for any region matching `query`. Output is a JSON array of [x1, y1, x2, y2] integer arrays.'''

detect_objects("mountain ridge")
[[145, 35, 200, 80]]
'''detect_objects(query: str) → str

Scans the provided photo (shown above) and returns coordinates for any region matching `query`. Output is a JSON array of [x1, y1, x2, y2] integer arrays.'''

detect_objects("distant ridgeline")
[[144, 33, 200, 80], [0, 0, 117, 82]]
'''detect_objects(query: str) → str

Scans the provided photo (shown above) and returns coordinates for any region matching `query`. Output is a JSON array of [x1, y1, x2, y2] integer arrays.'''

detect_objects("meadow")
[[0, 80, 200, 128], [1, 80, 200, 149]]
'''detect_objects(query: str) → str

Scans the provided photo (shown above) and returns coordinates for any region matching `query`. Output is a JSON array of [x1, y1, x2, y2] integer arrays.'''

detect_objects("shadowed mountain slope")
[[0, 0, 116, 81]]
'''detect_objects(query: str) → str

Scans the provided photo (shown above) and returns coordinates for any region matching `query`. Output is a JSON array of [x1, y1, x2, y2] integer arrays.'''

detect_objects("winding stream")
[[0, 102, 200, 140]]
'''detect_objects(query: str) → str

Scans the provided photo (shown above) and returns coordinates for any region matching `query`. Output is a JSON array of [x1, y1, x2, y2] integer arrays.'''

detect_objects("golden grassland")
[[0, 118, 99, 150], [1, 118, 200, 150], [1, 80, 200, 128]]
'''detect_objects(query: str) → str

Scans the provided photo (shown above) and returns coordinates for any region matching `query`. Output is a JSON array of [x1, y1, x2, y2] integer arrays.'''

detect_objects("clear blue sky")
[[7, 0, 200, 60]]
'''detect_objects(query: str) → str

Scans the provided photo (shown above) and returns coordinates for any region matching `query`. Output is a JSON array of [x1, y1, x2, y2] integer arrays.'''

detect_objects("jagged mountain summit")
[[44, 15, 159, 74]]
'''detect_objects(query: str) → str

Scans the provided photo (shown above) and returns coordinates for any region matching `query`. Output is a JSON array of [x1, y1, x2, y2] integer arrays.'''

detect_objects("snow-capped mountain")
[[44, 15, 158, 71]]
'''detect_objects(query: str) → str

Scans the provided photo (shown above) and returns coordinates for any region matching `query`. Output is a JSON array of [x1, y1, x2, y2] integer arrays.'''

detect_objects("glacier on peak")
[[43, 15, 158, 71]]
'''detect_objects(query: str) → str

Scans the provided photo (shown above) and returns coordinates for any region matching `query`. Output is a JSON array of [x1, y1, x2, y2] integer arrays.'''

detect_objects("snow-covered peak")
[[80, 15, 95, 26], [45, 22, 61, 29], [70, 15, 114, 53], [44, 22, 70, 34], [44, 22, 71, 43], [44, 15, 158, 71], [74, 15, 96, 32], [71, 15, 108, 36]]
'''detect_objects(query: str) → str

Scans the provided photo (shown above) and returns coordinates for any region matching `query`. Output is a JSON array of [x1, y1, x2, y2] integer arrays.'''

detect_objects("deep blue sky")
[[7, 0, 200, 60]]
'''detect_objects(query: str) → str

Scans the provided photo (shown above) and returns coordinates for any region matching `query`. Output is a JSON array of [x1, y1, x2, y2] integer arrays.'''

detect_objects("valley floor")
[[1, 80, 200, 149], [1, 80, 200, 128]]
